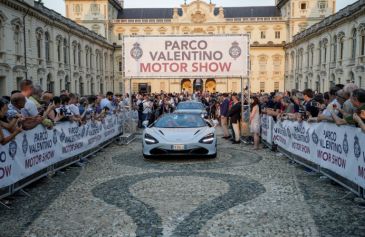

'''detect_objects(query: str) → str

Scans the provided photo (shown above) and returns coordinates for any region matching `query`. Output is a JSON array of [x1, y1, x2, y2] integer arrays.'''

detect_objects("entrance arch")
[[181, 79, 192, 93], [193, 79, 203, 92], [205, 79, 216, 93]]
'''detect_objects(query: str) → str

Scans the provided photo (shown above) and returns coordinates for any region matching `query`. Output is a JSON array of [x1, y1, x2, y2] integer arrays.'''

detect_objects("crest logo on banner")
[[130, 42, 143, 60], [286, 127, 291, 139], [354, 136, 361, 159], [343, 133, 349, 155], [81, 126, 86, 137], [22, 134, 28, 155], [53, 129, 58, 145], [8, 140, 17, 160], [60, 129, 66, 142], [229, 41, 242, 60], [312, 130, 319, 145]]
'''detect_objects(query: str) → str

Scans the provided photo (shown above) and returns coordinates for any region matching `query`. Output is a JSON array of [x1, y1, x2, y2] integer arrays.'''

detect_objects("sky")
[[44, 0, 357, 15]]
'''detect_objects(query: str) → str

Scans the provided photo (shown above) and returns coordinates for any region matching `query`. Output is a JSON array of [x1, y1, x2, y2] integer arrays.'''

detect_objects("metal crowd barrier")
[[0, 110, 139, 207], [260, 115, 365, 199]]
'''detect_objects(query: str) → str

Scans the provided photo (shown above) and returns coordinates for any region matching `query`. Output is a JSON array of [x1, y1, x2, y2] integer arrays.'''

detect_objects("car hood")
[[145, 126, 213, 143]]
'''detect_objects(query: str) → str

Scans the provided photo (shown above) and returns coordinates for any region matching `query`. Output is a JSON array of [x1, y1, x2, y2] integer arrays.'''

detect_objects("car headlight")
[[144, 134, 159, 145], [199, 133, 215, 144]]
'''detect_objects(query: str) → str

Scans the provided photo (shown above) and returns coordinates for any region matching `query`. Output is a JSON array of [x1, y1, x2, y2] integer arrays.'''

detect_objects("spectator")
[[100, 91, 114, 112], [333, 89, 365, 126], [343, 83, 359, 114], [0, 99, 22, 145], [228, 93, 241, 144], [220, 93, 230, 139], [20, 80, 38, 118], [303, 89, 319, 118], [250, 97, 261, 150]]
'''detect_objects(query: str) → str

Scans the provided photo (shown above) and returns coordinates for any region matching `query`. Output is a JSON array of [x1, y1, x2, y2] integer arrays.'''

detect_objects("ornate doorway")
[[205, 79, 216, 93], [181, 79, 193, 93]]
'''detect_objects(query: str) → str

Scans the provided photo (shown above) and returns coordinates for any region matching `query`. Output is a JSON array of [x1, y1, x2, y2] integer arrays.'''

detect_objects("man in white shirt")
[[20, 80, 39, 117], [68, 93, 80, 116]]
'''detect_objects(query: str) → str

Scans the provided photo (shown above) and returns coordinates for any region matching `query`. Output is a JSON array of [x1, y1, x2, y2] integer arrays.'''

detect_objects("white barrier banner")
[[123, 35, 249, 78], [260, 115, 274, 145], [272, 119, 365, 189], [0, 114, 122, 189]]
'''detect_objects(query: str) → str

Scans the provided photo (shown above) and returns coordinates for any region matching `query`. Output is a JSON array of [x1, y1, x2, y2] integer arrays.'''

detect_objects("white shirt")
[[322, 99, 341, 117], [68, 104, 80, 116], [100, 98, 114, 111], [21, 97, 38, 117]]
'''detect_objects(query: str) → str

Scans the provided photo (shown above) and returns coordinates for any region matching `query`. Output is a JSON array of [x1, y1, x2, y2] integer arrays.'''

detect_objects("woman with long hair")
[[250, 97, 261, 150]]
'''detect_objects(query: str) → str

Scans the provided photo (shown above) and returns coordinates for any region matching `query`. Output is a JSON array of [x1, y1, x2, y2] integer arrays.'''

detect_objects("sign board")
[[122, 35, 249, 78]]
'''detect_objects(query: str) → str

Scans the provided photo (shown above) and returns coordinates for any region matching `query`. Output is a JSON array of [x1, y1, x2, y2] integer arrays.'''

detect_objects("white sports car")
[[142, 113, 217, 158]]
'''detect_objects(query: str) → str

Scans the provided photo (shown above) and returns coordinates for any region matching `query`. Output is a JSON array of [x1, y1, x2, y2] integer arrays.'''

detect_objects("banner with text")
[[272, 119, 365, 189], [123, 35, 249, 78], [0, 114, 123, 189]]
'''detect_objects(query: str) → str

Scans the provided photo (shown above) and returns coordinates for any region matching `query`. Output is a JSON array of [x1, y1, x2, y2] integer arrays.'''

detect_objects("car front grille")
[[150, 147, 209, 156]]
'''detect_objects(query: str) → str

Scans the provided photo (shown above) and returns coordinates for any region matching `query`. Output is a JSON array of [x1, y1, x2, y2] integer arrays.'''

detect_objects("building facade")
[[285, 0, 365, 92], [0, 0, 117, 96], [65, 0, 335, 93]]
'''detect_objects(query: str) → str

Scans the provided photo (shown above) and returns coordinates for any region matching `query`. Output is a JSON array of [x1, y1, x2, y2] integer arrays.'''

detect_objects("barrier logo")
[[81, 126, 86, 137], [343, 133, 349, 155], [130, 42, 143, 61], [60, 129, 66, 142], [354, 136, 361, 159], [229, 41, 242, 60], [312, 130, 319, 145], [22, 133, 28, 155], [53, 129, 58, 145], [8, 140, 17, 160], [0, 151, 6, 163], [286, 127, 291, 138]]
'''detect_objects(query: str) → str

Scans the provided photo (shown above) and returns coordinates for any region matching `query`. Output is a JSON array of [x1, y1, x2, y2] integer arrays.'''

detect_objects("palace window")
[[85, 46, 89, 68], [36, 29, 42, 59], [318, 41, 322, 65], [118, 61, 122, 72], [274, 82, 280, 92], [74, 4, 81, 13], [63, 39, 68, 64], [339, 35, 345, 60], [332, 36, 337, 62], [318, 1, 327, 9], [351, 29, 357, 59], [45, 32, 50, 62], [361, 29, 365, 56], [275, 31, 281, 39], [90, 4, 100, 14], [323, 40, 328, 63], [56, 36, 62, 62], [14, 24, 21, 55], [260, 31, 266, 39], [90, 48, 93, 68], [300, 3, 307, 10], [260, 82, 265, 93], [78, 44, 81, 67], [0, 18, 4, 52]]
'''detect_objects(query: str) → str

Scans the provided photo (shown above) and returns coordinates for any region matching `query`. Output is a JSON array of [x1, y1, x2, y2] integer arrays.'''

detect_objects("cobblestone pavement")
[[1, 130, 365, 237]]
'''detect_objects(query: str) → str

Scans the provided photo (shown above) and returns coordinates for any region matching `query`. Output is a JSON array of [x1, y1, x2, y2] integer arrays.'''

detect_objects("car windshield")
[[154, 114, 206, 128], [177, 103, 204, 110]]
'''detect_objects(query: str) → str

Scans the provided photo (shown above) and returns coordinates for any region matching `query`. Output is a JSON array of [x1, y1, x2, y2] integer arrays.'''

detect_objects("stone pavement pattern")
[[1, 134, 365, 237]]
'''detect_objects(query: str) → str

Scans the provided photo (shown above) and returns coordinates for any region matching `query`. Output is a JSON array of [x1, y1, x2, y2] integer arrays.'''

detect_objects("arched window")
[[65, 75, 70, 92], [85, 46, 89, 68], [360, 28, 365, 56], [79, 77, 84, 96], [77, 44, 81, 67], [14, 24, 21, 55], [118, 60, 122, 72], [332, 35, 337, 62], [91, 77, 95, 95], [72, 41, 77, 65], [89, 47, 93, 68], [350, 71, 355, 83], [63, 38, 68, 64], [95, 51, 99, 71], [0, 15, 6, 52], [351, 29, 357, 59], [45, 32, 50, 62], [56, 36, 62, 62], [46, 73, 54, 93], [36, 28, 43, 59], [339, 35, 345, 61], [323, 39, 328, 63]]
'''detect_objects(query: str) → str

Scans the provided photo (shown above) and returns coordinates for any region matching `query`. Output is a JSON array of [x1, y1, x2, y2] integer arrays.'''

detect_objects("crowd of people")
[[0, 80, 130, 146], [2, 79, 364, 151]]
